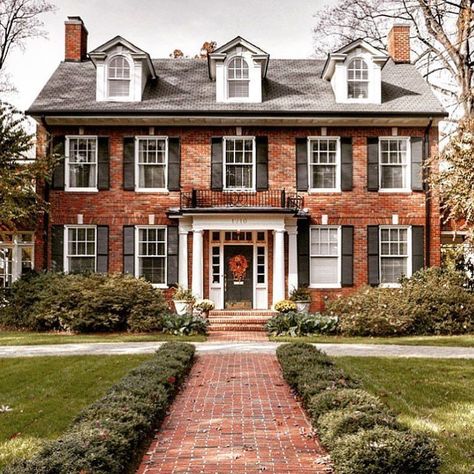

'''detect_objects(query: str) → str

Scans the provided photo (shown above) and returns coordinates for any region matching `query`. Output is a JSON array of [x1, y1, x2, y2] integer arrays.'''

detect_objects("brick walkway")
[[137, 354, 330, 473], [207, 331, 269, 342]]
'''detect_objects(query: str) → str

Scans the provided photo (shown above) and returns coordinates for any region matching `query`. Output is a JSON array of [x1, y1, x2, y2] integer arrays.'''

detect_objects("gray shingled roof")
[[27, 58, 446, 116]]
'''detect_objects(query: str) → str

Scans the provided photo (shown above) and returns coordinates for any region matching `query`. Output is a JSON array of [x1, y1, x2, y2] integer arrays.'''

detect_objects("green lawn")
[[270, 334, 474, 347], [0, 331, 206, 346], [0, 355, 150, 468], [335, 357, 474, 474]]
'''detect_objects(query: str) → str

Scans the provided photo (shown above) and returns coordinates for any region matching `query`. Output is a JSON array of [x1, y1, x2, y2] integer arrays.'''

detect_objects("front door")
[[224, 245, 253, 309]]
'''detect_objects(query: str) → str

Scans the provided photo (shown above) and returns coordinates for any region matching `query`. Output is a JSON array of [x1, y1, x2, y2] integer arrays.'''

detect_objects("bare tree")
[[0, 0, 55, 87], [313, 0, 474, 119]]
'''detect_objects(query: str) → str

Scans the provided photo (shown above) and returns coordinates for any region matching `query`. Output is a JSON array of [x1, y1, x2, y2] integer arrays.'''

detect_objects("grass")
[[0, 354, 151, 468], [270, 334, 474, 347], [335, 357, 474, 474], [0, 330, 206, 346]]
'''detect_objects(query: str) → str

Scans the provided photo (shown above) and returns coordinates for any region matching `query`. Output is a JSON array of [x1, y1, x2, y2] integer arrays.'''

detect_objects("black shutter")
[[411, 137, 424, 191], [168, 137, 181, 191], [412, 225, 425, 274], [341, 137, 353, 191], [97, 137, 110, 190], [51, 225, 64, 272], [123, 226, 135, 275], [297, 219, 310, 286], [256, 136, 269, 191], [341, 226, 354, 287], [367, 137, 379, 191], [123, 137, 135, 191], [367, 225, 380, 286], [51, 136, 65, 190], [211, 137, 223, 190], [167, 226, 179, 286], [296, 138, 308, 191], [96, 225, 109, 273]]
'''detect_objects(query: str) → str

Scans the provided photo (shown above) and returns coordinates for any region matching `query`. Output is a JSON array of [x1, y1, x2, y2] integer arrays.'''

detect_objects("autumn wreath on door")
[[228, 254, 249, 282]]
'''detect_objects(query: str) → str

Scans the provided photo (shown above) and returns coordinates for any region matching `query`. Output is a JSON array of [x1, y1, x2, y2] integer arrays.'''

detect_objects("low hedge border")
[[3, 342, 195, 474], [276, 343, 440, 474]]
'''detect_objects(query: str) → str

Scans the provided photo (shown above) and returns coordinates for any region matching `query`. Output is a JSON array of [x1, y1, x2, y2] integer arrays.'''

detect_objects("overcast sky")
[[2, 0, 335, 111]]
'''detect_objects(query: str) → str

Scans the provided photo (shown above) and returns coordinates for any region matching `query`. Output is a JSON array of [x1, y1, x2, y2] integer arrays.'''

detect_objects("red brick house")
[[2, 17, 447, 311]]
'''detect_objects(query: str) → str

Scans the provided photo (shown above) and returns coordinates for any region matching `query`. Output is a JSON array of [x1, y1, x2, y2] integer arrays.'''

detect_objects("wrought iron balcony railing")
[[180, 189, 303, 211]]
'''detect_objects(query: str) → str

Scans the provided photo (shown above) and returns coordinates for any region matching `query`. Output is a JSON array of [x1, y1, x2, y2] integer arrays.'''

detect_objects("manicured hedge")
[[276, 343, 440, 474], [4, 343, 195, 474]]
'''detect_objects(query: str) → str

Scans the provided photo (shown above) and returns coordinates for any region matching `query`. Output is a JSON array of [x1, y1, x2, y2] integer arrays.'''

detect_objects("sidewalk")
[[0, 341, 473, 358], [136, 353, 330, 473]]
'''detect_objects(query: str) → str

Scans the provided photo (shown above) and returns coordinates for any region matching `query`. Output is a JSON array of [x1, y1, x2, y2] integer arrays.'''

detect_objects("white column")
[[287, 225, 298, 294], [272, 229, 286, 306], [178, 227, 189, 288], [191, 229, 204, 298]]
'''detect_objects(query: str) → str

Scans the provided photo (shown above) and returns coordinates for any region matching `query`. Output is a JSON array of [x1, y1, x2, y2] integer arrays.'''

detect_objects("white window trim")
[[347, 57, 369, 100], [225, 55, 252, 103], [379, 225, 412, 288], [223, 136, 256, 192], [65, 136, 99, 192], [107, 54, 132, 101], [134, 136, 169, 192], [135, 225, 168, 289], [378, 137, 411, 193], [309, 225, 342, 288], [307, 137, 341, 193], [0, 233, 35, 287], [64, 225, 97, 273]]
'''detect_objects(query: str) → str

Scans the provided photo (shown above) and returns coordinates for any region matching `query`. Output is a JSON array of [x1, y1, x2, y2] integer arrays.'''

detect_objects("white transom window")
[[66, 136, 98, 191], [347, 58, 369, 99], [227, 57, 250, 99], [136, 227, 167, 286], [0, 233, 34, 288], [224, 137, 255, 190], [108, 55, 131, 98], [379, 138, 410, 191], [308, 138, 340, 191], [310, 226, 341, 287], [65, 226, 96, 273], [380, 226, 411, 285], [136, 137, 168, 191]]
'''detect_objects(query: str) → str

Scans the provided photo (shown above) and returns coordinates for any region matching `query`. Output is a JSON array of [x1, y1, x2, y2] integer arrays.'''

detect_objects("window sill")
[[135, 189, 170, 194], [223, 188, 256, 193], [308, 189, 342, 195], [309, 284, 342, 289], [378, 189, 412, 194], [151, 284, 169, 289], [379, 283, 402, 288], [65, 188, 99, 193]]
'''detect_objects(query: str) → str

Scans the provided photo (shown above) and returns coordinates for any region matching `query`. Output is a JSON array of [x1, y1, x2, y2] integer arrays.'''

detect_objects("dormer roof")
[[208, 36, 270, 80], [321, 38, 388, 80], [89, 35, 157, 79]]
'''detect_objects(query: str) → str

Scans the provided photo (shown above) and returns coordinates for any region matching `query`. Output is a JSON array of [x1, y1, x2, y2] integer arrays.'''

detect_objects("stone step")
[[209, 310, 276, 317], [208, 317, 271, 324], [209, 325, 267, 332]]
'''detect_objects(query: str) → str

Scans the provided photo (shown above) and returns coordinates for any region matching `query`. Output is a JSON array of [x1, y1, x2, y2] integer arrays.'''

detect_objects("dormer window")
[[227, 57, 249, 99], [108, 56, 131, 98], [347, 58, 369, 99]]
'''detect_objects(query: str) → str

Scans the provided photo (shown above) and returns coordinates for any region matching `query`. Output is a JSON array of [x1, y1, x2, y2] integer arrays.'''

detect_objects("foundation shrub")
[[276, 343, 440, 474], [265, 312, 338, 336], [3, 343, 195, 474], [162, 313, 209, 335]]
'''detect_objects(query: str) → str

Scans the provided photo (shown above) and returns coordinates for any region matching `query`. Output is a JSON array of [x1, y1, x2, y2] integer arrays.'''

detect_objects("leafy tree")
[[0, 102, 56, 229], [169, 41, 217, 59], [313, 0, 474, 119]]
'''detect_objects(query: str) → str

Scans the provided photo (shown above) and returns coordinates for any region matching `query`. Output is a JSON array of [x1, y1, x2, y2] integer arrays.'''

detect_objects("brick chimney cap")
[[391, 23, 410, 29], [65, 16, 88, 32]]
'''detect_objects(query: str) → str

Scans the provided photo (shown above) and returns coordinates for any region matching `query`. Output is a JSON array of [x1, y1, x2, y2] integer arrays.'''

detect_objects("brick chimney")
[[65, 16, 88, 61], [387, 24, 410, 63]]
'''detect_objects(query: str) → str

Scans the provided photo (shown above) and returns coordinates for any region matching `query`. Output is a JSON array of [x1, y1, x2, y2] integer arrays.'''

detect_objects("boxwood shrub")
[[3, 342, 195, 474], [0, 272, 168, 333], [276, 343, 440, 473]]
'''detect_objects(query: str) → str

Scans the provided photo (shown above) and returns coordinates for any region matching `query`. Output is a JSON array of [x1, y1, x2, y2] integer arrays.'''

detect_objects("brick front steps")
[[208, 310, 276, 332]]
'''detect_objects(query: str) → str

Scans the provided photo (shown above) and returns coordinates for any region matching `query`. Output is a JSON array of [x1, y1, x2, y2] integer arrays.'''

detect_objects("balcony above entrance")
[[178, 190, 303, 214]]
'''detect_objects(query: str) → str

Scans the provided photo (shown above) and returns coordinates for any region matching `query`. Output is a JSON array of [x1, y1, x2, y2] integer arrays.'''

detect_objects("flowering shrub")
[[274, 299, 297, 313]]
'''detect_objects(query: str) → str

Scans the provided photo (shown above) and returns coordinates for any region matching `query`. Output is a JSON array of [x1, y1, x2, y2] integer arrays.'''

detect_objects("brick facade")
[[387, 24, 411, 64], [65, 17, 88, 62], [34, 124, 440, 311]]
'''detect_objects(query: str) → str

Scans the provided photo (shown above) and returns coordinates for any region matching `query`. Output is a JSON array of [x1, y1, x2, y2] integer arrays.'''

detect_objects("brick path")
[[207, 331, 269, 342], [137, 354, 330, 473]]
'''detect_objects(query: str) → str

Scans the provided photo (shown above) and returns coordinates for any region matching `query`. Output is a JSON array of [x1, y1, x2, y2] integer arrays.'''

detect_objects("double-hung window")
[[308, 138, 340, 191], [65, 226, 96, 273], [136, 137, 168, 191], [227, 57, 250, 99], [380, 226, 410, 285], [66, 136, 98, 191], [136, 227, 167, 286], [347, 58, 369, 99], [379, 138, 410, 191], [0, 233, 34, 288], [224, 137, 255, 190], [310, 226, 341, 287], [108, 55, 131, 98]]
